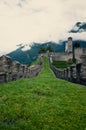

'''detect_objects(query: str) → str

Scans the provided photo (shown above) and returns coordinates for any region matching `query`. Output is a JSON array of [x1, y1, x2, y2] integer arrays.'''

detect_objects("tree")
[[38, 45, 53, 54], [38, 46, 46, 54], [74, 43, 80, 48], [46, 45, 53, 52]]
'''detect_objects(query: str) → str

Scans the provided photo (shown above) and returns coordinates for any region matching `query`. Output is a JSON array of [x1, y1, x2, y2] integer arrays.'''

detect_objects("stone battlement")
[[0, 55, 42, 83]]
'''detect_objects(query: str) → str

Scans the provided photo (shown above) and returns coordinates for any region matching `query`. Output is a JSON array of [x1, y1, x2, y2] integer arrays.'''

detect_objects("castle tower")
[[65, 37, 72, 53]]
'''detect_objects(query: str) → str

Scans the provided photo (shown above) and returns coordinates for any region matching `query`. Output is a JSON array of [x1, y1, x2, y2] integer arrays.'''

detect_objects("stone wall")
[[75, 48, 85, 62], [49, 48, 86, 85], [48, 48, 86, 63], [44, 48, 86, 85], [49, 59, 86, 86], [0, 55, 42, 83], [49, 52, 73, 61]]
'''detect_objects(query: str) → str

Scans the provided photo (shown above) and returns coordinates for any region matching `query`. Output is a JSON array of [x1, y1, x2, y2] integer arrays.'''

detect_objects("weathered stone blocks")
[[0, 55, 42, 83]]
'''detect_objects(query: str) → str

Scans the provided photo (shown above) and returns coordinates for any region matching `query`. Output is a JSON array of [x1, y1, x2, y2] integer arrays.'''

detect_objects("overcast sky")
[[0, 0, 86, 54]]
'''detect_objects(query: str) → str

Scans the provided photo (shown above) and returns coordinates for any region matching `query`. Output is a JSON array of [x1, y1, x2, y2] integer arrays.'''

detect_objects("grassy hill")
[[0, 57, 86, 130]]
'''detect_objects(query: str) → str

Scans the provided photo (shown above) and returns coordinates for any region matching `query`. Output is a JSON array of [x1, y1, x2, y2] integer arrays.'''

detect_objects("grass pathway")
[[0, 57, 86, 130]]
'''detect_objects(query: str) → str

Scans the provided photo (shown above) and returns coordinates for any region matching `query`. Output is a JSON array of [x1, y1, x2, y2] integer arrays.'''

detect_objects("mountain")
[[6, 21, 86, 64], [7, 42, 65, 64], [73, 40, 86, 47], [7, 40, 86, 64], [7, 40, 86, 65], [69, 22, 86, 33]]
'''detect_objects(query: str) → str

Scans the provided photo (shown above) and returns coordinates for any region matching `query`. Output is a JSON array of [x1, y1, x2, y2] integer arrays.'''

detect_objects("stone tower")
[[65, 37, 72, 53]]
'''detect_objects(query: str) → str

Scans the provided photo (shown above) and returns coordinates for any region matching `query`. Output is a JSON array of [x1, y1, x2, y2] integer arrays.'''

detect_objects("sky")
[[0, 0, 86, 54]]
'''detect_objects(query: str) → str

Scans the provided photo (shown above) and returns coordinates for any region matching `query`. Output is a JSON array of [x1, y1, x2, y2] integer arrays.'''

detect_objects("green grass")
[[0, 57, 86, 130], [30, 58, 42, 66], [52, 60, 75, 69]]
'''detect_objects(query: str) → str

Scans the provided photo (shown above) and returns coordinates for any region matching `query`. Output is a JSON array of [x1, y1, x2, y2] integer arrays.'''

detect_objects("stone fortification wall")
[[0, 55, 42, 83], [49, 48, 86, 85]]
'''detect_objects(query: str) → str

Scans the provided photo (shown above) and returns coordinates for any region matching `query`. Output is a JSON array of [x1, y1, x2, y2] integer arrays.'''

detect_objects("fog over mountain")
[[0, 0, 86, 55]]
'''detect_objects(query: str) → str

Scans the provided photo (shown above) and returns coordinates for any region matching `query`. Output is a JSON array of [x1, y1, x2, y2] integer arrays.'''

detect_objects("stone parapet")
[[0, 55, 43, 83]]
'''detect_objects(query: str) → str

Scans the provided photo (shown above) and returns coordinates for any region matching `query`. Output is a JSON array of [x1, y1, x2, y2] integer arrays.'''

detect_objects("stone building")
[[80, 48, 86, 80], [80, 48, 86, 65]]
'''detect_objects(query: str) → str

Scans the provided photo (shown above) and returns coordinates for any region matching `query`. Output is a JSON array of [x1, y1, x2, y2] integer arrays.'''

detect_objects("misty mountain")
[[6, 22, 86, 64], [7, 42, 65, 64], [7, 40, 86, 64], [69, 22, 86, 33]]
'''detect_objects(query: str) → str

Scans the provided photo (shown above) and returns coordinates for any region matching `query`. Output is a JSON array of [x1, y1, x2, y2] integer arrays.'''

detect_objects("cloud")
[[0, 0, 86, 54]]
